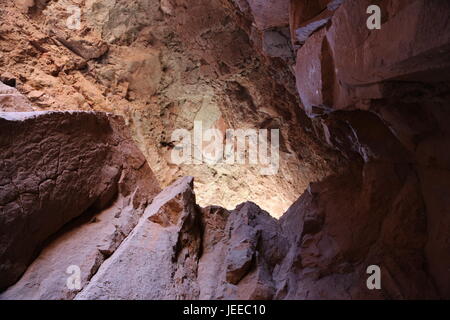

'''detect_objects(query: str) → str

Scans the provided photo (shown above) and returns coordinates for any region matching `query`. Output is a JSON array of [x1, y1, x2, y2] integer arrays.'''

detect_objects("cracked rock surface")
[[0, 110, 160, 293], [0, 0, 450, 300]]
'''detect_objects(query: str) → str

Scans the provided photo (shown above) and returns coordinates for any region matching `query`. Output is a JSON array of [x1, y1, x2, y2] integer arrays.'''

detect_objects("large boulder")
[[0, 111, 160, 292], [0, 81, 34, 112]]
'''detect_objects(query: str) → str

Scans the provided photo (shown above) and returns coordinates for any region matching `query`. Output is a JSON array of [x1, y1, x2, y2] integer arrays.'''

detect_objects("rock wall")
[[0, 0, 449, 300], [0, 0, 340, 217]]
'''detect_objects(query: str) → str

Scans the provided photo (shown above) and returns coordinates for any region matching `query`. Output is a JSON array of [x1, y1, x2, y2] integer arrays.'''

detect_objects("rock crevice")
[[0, 0, 449, 300]]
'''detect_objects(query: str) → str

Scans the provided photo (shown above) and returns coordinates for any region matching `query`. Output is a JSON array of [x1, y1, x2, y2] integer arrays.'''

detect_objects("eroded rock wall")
[[224, 0, 450, 298], [0, 110, 160, 293]]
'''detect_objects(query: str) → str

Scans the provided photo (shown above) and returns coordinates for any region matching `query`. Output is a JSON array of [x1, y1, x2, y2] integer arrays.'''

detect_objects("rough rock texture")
[[0, 0, 450, 301], [198, 202, 284, 300], [0, 0, 339, 217], [0, 111, 160, 292], [0, 81, 34, 112], [290, 0, 343, 45], [75, 176, 201, 300], [274, 162, 437, 299], [76, 177, 285, 300], [291, 0, 450, 299], [228, 0, 450, 299], [295, 0, 450, 113], [243, 0, 290, 30]]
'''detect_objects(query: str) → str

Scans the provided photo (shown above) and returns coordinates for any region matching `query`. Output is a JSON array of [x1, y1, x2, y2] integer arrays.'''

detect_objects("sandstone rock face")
[[75, 177, 201, 300], [290, 0, 343, 45], [5, 170, 442, 300], [275, 163, 438, 299], [0, 111, 160, 292], [0, 0, 449, 301], [293, 0, 450, 114], [224, 0, 450, 299], [245, 0, 290, 30], [75, 177, 285, 300], [287, 0, 450, 298], [198, 202, 285, 300]]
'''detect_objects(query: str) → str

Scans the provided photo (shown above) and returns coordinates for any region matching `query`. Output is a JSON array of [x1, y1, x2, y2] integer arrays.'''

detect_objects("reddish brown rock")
[[0, 81, 34, 112], [0, 111, 160, 292], [294, 28, 333, 116], [198, 202, 285, 299], [245, 0, 290, 30], [289, 0, 343, 45], [1, 0, 449, 301], [327, 0, 450, 87], [74, 178, 284, 300], [55, 37, 109, 61]]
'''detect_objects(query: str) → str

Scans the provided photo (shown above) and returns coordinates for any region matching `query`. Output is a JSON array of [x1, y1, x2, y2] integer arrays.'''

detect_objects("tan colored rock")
[[76, 176, 201, 300], [1, 0, 337, 217], [55, 37, 109, 60], [86, 0, 163, 44], [99, 46, 162, 101], [289, 0, 343, 45]]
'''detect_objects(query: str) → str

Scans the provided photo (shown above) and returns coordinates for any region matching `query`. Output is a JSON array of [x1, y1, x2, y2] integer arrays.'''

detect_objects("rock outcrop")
[[4, 167, 443, 299], [224, 0, 450, 299], [0, 0, 449, 300], [275, 162, 438, 299], [290, 0, 450, 298], [0, 111, 160, 293], [2, 175, 284, 300], [0, 81, 34, 112], [75, 177, 202, 300]]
